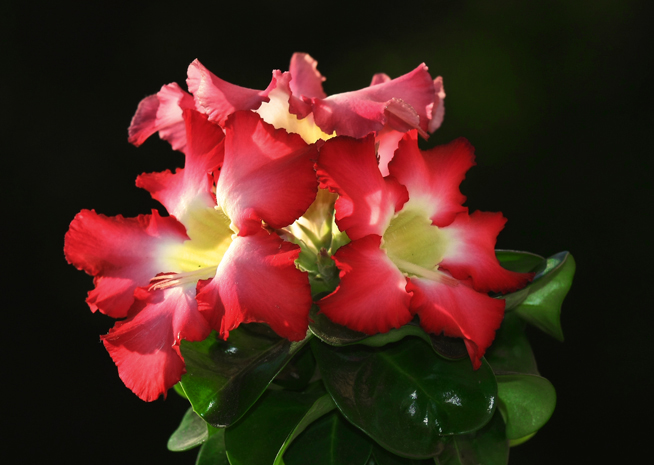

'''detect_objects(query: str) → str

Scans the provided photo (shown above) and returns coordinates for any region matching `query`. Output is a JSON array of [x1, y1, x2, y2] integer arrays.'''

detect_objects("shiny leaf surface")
[[496, 374, 556, 440], [372, 444, 436, 465], [485, 312, 538, 375], [196, 427, 230, 465], [225, 384, 329, 465], [435, 412, 508, 465], [179, 325, 309, 427], [514, 252, 575, 340], [168, 408, 208, 451], [284, 411, 372, 465], [311, 337, 497, 459], [273, 344, 316, 390]]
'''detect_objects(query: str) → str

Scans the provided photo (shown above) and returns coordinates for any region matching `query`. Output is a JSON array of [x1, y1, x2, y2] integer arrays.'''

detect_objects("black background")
[[6, 1, 652, 464]]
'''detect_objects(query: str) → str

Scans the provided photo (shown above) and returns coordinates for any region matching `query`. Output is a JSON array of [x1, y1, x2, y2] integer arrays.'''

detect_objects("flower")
[[65, 109, 317, 401], [315, 131, 533, 368]]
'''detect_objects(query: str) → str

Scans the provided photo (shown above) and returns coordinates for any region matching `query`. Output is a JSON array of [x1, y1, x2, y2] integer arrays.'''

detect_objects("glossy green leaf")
[[311, 337, 497, 459], [496, 374, 556, 440], [284, 411, 372, 465], [168, 407, 209, 451], [435, 411, 508, 465], [309, 305, 369, 345], [225, 384, 329, 465], [514, 252, 575, 341], [173, 382, 188, 399], [196, 427, 230, 465], [273, 344, 316, 390], [179, 325, 309, 427], [485, 312, 538, 375], [495, 250, 544, 273], [273, 393, 337, 465], [372, 444, 435, 465], [508, 432, 536, 447]]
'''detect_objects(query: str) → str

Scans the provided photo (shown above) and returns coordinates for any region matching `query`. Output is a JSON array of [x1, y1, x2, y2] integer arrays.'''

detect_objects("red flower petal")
[[289, 52, 327, 99], [187, 59, 275, 126], [195, 230, 311, 341], [217, 111, 318, 235], [428, 76, 446, 133], [128, 83, 195, 152], [310, 64, 437, 138], [389, 132, 474, 227], [440, 211, 534, 293], [64, 209, 188, 318], [101, 285, 211, 401], [316, 135, 408, 240], [407, 277, 505, 369], [318, 235, 413, 334], [136, 109, 224, 221]]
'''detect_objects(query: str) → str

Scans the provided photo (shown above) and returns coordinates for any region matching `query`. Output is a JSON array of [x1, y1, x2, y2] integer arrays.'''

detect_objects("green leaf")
[[508, 432, 536, 447], [273, 344, 316, 391], [224, 384, 330, 465], [496, 374, 556, 440], [179, 325, 309, 427], [196, 428, 230, 465], [311, 337, 497, 459], [173, 382, 188, 399], [495, 250, 544, 273], [485, 312, 538, 375], [372, 444, 435, 465], [514, 252, 575, 341], [435, 412, 508, 465], [309, 305, 369, 345], [284, 411, 372, 465], [168, 407, 209, 452]]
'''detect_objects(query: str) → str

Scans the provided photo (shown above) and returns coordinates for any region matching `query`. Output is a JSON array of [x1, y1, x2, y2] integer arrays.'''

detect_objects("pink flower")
[[315, 131, 533, 369], [65, 109, 317, 401], [128, 53, 445, 174]]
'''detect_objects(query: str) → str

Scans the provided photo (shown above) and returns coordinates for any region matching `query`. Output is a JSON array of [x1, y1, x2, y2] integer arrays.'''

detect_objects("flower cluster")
[[65, 53, 531, 401]]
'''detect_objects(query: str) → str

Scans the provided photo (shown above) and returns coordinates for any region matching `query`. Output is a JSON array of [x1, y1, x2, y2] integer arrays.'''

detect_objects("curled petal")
[[428, 76, 446, 133], [195, 230, 311, 341], [187, 59, 275, 126], [136, 109, 224, 221], [289, 52, 327, 99], [128, 83, 195, 152], [440, 211, 534, 293], [101, 285, 211, 401], [389, 132, 474, 227], [311, 63, 437, 138], [316, 135, 408, 240], [217, 111, 318, 235], [407, 277, 504, 369], [318, 235, 413, 334], [64, 210, 188, 318]]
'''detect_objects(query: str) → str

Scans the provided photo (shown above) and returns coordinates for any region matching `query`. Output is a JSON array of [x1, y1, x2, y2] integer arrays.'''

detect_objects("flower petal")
[[318, 235, 413, 334], [289, 52, 327, 99], [428, 76, 446, 133], [389, 132, 474, 227], [187, 59, 275, 126], [439, 211, 534, 293], [407, 277, 504, 369], [195, 229, 311, 341], [136, 109, 224, 222], [217, 111, 318, 235], [128, 83, 195, 152], [101, 285, 211, 401], [310, 64, 437, 138], [64, 209, 188, 318], [316, 134, 408, 240]]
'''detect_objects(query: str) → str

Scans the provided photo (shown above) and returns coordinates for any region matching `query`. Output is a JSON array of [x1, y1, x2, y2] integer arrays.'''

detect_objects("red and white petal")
[[217, 111, 318, 235], [128, 83, 195, 152], [316, 135, 408, 240], [136, 109, 224, 221], [439, 211, 534, 293], [428, 76, 446, 133], [310, 64, 437, 138], [64, 209, 188, 318], [407, 277, 505, 369], [318, 235, 413, 334], [187, 59, 274, 126], [101, 285, 211, 402], [195, 230, 311, 341], [389, 132, 474, 227], [289, 53, 327, 99], [375, 127, 406, 177]]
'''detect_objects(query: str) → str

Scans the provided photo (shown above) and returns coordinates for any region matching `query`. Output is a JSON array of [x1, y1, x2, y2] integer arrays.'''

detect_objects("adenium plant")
[[65, 53, 574, 464]]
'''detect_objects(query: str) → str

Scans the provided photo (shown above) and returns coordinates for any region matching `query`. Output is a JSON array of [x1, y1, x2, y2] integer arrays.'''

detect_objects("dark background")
[[6, 0, 652, 463]]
